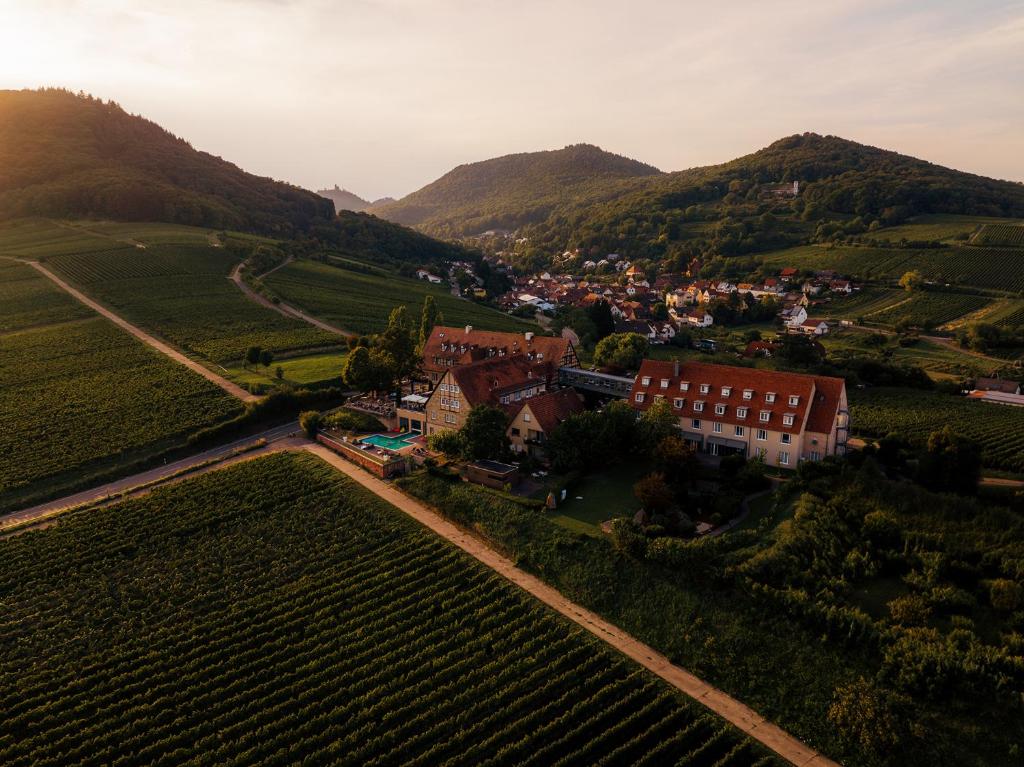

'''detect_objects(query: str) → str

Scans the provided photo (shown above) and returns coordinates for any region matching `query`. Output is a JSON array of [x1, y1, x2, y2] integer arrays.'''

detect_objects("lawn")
[[550, 460, 648, 535], [264, 257, 536, 336], [224, 350, 346, 388], [0, 451, 776, 767]]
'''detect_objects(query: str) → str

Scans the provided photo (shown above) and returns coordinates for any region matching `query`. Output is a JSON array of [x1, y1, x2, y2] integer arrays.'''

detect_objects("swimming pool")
[[360, 432, 419, 451]]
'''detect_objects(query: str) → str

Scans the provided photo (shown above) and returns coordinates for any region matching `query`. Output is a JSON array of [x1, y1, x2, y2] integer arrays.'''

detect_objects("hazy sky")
[[2, 0, 1023, 199]]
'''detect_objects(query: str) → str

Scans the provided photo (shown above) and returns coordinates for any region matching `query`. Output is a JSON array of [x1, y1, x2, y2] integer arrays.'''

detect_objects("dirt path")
[[228, 258, 351, 337], [921, 334, 1010, 367], [28, 261, 257, 402], [304, 443, 838, 767]]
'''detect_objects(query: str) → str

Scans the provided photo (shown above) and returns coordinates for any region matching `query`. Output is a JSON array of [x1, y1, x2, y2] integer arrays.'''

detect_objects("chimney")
[[673, 359, 680, 377], [465, 325, 473, 334]]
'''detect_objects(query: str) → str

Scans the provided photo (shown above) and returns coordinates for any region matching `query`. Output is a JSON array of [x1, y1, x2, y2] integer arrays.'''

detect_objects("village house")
[[796, 319, 830, 336], [780, 305, 808, 328], [420, 326, 578, 385], [506, 388, 585, 458], [629, 359, 849, 467]]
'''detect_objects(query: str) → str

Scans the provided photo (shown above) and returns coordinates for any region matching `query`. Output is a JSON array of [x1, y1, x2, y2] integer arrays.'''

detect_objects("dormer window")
[[737, 407, 748, 419], [715, 404, 726, 416], [743, 389, 753, 400], [680, 381, 690, 392], [721, 386, 732, 397], [693, 401, 704, 413], [660, 379, 669, 389], [699, 384, 710, 394], [641, 376, 651, 386], [788, 395, 799, 407], [760, 410, 771, 422], [765, 392, 776, 404], [673, 397, 685, 409], [782, 413, 795, 427]]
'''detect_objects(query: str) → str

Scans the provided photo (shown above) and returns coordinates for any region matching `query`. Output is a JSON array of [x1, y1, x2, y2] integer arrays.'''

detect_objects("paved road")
[[228, 258, 351, 337], [0, 423, 301, 532], [29, 261, 257, 402], [304, 443, 838, 767]]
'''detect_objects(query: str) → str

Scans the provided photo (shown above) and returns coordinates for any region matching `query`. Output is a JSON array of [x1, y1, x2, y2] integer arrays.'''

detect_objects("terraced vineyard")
[[0, 452, 776, 767], [0, 259, 241, 505], [49, 244, 339, 363], [265, 258, 534, 336], [849, 387, 1024, 471]]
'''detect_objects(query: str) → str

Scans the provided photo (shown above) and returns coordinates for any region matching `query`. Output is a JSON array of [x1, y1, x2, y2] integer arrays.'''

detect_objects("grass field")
[[870, 215, 1019, 244], [550, 460, 648, 536], [866, 291, 990, 328], [849, 387, 1024, 471], [225, 350, 346, 388], [47, 245, 340, 363], [265, 258, 535, 336], [761, 243, 1024, 294], [0, 261, 242, 505], [0, 452, 775, 767]]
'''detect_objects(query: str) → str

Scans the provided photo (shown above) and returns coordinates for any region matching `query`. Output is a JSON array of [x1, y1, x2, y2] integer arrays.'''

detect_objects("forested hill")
[[0, 89, 335, 236], [373, 143, 663, 237], [317, 186, 371, 212], [480, 133, 1024, 266]]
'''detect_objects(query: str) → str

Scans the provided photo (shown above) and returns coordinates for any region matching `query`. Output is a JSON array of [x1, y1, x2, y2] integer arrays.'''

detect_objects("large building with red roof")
[[421, 325, 578, 385], [629, 359, 848, 467]]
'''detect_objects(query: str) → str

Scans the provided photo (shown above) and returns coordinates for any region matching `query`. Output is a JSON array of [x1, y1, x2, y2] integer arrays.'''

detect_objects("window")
[[737, 407, 748, 419], [440, 397, 447, 407], [759, 410, 770, 422], [673, 398, 685, 409], [810, 450, 821, 461], [721, 386, 732, 397], [779, 450, 790, 466], [734, 426, 745, 437], [713, 422, 723, 433], [691, 419, 702, 430], [765, 392, 776, 403], [431, 411, 437, 421], [742, 389, 753, 400], [635, 393, 645, 403], [440, 383, 449, 392], [693, 401, 704, 412], [699, 383, 710, 394], [781, 433, 791, 444], [660, 379, 669, 389], [788, 395, 799, 406], [641, 376, 651, 386], [451, 400, 460, 410], [782, 414, 794, 427], [523, 413, 531, 422], [756, 429, 768, 441], [714, 404, 726, 416], [450, 385, 459, 394], [680, 381, 690, 392], [510, 427, 520, 436]]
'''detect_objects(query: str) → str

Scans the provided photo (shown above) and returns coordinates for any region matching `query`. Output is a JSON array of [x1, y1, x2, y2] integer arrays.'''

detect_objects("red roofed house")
[[629, 359, 848, 467], [421, 325, 578, 385], [506, 388, 585, 459]]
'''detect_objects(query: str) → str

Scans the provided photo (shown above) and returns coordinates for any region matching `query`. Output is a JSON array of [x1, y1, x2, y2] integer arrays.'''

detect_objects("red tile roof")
[[423, 326, 574, 376], [450, 355, 555, 408], [512, 388, 585, 433], [629, 360, 845, 436]]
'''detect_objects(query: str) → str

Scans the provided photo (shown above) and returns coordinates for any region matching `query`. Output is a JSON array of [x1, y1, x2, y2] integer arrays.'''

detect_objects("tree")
[[427, 429, 464, 458], [639, 401, 678, 448], [899, 270, 924, 292], [245, 345, 261, 368], [259, 349, 274, 368], [653, 436, 698, 489], [275, 366, 284, 380], [419, 295, 442, 349], [593, 332, 649, 372], [342, 346, 397, 393], [460, 405, 510, 460], [917, 426, 981, 495], [378, 306, 417, 384], [298, 410, 321, 439], [828, 677, 907, 761], [587, 300, 616, 339], [634, 472, 674, 513], [779, 334, 823, 366]]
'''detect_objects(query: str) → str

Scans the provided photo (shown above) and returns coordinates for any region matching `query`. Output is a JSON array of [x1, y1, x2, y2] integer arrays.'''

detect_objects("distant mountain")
[[373, 144, 662, 237], [0, 88, 334, 235], [317, 185, 371, 212]]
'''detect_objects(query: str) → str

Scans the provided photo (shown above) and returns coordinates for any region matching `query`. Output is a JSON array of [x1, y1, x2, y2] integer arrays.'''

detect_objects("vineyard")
[[49, 245, 340, 363], [849, 387, 1024, 471], [866, 291, 990, 328], [0, 452, 775, 767], [971, 223, 1024, 247], [264, 258, 534, 336], [0, 259, 90, 331], [824, 286, 907, 318], [761, 244, 1024, 294]]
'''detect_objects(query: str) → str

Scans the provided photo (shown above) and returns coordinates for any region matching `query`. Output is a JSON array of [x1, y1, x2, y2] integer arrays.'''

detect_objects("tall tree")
[[419, 295, 443, 349], [460, 405, 510, 460], [378, 306, 417, 383]]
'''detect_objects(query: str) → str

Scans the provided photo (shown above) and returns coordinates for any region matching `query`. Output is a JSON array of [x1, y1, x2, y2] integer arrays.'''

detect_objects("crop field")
[[823, 286, 906, 318], [866, 291, 990, 328], [0, 259, 91, 331], [870, 215, 1017, 243], [761, 244, 1024, 294], [265, 258, 535, 336], [849, 387, 1024, 471], [0, 219, 123, 257], [49, 245, 340, 363], [0, 452, 774, 767], [971, 223, 1024, 247]]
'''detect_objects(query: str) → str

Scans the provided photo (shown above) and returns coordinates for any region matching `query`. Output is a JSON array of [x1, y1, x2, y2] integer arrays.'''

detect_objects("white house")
[[798, 319, 830, 336], [682, 309, 714, 328], [781, 305, 808, 328]]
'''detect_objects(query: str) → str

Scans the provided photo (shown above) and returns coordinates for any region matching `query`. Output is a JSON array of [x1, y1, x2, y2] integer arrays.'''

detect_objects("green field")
[[870, 215, 1018, 244], [849, 387, 1024, 471], [971, 223, 1024, 247], [0, 452, 774, 766], [0, 260, 241, 504], [265, 258, 535, 336], [823, 286, 907, 319], [761, 244, 1024, 294], [225, 350, 346, 388], [47, 245, 340, 363], [866, 291, 990, 328]]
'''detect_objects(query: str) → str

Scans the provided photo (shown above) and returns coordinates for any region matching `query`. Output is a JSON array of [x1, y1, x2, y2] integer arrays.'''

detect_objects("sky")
[[2, 0, 1023, 200]]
